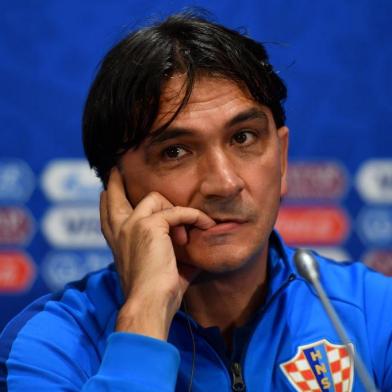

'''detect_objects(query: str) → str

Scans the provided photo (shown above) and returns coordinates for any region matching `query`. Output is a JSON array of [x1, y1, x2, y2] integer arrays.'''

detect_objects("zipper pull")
[[231, 362, 246, 391]]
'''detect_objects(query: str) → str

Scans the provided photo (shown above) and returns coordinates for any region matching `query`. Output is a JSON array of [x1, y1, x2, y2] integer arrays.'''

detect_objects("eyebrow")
[[146, 128, 194, 146], [226, 107, 268, 128], [146, 106, 268, 146]]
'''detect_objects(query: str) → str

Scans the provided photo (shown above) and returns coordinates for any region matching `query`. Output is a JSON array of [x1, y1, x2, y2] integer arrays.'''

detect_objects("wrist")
[[116, 294, 178, 340]]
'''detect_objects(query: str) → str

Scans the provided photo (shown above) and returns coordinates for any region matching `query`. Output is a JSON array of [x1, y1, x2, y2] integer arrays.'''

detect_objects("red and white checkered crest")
[[280, 339, 354, 391]]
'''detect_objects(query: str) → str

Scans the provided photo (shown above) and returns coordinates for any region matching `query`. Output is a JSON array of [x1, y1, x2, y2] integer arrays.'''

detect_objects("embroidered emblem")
[[280, 339, 354, 392]]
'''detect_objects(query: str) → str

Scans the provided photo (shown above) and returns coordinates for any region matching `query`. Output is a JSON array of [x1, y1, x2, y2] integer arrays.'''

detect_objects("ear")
[[277, 126, 289, 197]]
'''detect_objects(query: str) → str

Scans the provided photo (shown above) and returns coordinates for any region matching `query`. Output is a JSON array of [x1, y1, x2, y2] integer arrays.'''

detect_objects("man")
[[1, 12, 391, 391]]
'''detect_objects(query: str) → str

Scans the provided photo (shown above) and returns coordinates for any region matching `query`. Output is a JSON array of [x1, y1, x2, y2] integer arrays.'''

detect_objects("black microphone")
[[294, 249, 379, 392]]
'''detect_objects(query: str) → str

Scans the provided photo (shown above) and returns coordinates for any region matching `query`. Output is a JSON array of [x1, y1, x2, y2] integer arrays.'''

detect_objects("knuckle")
[[148, 191, 161, 202], [133, 217, 152, 235], [146, 191, 172, 209], [118, 219, 133, 240], [131, 219, 154, 249], [118, 226, 127, 242], [171, 205, 183, 213], [138, 231, 153, 249]]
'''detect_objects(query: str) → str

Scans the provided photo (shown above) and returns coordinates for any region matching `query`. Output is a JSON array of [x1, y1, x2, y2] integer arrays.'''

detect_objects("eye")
[[232, 130, 257, 145], [162, 145, 188, 160]]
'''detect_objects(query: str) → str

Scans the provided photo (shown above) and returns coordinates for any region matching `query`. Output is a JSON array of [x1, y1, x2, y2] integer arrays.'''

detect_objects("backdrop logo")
[[41, 159, 101, 202], [363, 249, 392, 276], [0, 252, 36, 292], [356, 207, 392, 246], [356, 159, 392, 203], [0, 159, 35, 202], [42, 206, 106, 248], [41, 250, 112, 291], [286, 161, 348, 200], [0, 207, 35, 245], [276, 206, 350, 245]]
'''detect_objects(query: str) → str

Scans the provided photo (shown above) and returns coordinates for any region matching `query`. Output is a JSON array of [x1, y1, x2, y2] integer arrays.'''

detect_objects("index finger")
[[107, 166, 134, 227]]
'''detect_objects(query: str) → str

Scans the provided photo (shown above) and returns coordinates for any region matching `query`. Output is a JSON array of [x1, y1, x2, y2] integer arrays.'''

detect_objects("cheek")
[[245, 158, 282, 198], [157, 178, 196, 206], [125, 170, 197, 207]]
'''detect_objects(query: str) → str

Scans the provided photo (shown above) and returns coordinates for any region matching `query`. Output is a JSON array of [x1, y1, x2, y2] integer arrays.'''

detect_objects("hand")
[[99, 167, 215, 339]]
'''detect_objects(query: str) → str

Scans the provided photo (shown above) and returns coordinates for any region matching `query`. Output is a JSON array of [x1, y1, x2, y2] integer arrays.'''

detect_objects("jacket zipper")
[[231, 273, 296, 392], [179, 273, 297, 391], [231, 362, 246, 391]]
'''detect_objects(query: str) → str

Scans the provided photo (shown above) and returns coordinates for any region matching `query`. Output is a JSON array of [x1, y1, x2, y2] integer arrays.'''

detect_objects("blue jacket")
[[1, 232, 392, 391]]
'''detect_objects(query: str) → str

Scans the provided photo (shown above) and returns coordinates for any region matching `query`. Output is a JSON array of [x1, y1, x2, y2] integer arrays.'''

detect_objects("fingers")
[[130, 191, 173, 221], [106, 168, 173, 234], [106, 167, 134, 229], [105, 166, 215, 242], [152, 206, 215, 232], [99, 191, 114, 247]]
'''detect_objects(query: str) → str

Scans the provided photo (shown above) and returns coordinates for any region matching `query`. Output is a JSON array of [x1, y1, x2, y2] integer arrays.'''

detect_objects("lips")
[[203, 218, 248, 235], [210, 217, 247, 224], [184, 217, 247, 238]]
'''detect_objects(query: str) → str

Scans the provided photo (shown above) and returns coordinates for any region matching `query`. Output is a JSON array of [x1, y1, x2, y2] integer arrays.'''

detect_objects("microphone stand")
[[294, 249, 379, 392]]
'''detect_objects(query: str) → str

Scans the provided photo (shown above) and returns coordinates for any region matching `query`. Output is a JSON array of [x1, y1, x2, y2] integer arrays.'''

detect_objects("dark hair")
[[83, 11, 287, 186]]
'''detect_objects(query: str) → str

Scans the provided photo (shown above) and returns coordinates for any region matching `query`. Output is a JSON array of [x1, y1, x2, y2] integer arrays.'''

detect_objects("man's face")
[[121, 76, 288, 273]]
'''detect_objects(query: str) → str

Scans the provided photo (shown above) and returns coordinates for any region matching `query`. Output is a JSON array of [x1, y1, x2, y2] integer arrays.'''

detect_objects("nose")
[[199, 150, 245, 199]]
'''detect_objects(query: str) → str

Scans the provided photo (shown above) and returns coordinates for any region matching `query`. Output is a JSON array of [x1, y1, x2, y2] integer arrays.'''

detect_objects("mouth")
[[202, 217, 248, 235], [212, 217, 247, 224]]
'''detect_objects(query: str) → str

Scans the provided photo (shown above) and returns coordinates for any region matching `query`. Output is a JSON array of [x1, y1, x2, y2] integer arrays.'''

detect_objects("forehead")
[[152, 75, 268, 130]]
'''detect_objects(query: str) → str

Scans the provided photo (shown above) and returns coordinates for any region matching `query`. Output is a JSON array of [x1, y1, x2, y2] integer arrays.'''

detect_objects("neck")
[[184, 244, 269, 348]]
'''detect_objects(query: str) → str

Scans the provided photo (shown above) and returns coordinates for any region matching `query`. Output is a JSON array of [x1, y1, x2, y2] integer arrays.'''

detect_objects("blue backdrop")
[[1, 1, 391, 330]]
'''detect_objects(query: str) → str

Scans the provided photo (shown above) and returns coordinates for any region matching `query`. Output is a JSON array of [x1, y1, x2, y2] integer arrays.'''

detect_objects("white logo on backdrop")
[[41, 159, 101, 202], [42, 206, 106, 248], [356, 159, 392, 203]]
